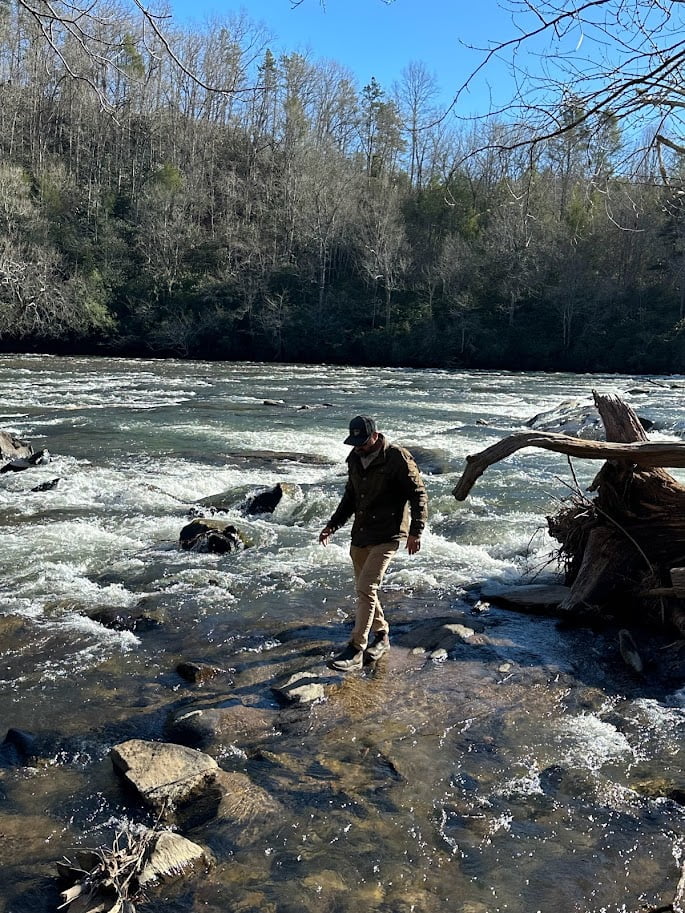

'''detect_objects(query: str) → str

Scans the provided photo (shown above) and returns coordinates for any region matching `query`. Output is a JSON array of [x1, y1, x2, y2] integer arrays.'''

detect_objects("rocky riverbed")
[[2, 591, 685, 913]]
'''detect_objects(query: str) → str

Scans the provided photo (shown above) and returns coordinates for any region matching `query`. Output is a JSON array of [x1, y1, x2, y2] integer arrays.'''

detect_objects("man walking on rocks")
[[319, 415, 427, 671]]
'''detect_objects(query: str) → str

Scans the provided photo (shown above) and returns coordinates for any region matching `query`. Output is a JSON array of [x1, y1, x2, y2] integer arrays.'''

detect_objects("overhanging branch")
[[452, 431, 685, 501]]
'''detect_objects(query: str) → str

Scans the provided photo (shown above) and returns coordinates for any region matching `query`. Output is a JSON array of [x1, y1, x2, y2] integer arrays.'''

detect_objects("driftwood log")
[[453, 392, 685, 634]]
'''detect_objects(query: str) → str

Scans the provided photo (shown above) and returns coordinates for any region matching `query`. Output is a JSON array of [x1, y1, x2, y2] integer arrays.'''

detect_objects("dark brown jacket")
[[327, 434, 427, 547]]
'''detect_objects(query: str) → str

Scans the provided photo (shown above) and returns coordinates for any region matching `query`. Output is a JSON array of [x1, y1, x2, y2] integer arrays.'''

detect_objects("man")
[[319, 415, 428, 672]]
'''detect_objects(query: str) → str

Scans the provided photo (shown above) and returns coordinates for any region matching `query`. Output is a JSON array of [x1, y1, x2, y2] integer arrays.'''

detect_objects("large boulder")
[[110, 739, 223, 826], [0, 449, 50, 474], [407, 446, 458, 475], [0, 431, 33, 461], [526, 400, 653, 440], [110, 739, 280, 833], [87, 603, 166, 632], [195, 482, 302, 515], [480, 583, 573, 612], [179, 519, 244, 554]]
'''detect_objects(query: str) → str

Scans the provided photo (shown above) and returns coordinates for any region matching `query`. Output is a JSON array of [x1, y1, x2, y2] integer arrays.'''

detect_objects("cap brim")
[[344, 434, 370, 446]]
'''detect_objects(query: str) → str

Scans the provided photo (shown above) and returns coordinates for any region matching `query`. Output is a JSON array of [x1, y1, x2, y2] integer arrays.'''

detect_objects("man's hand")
[[319, 526, 334, 546], [406, 535, 421, 555]]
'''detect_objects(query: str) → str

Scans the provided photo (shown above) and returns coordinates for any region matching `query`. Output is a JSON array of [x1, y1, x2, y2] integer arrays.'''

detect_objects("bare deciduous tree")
[[450, 0, 685, 172], [6, 0, 267, 111]]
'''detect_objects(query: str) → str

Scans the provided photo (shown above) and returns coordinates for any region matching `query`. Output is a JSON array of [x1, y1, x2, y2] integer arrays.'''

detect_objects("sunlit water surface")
[[0, 356, 684, 913]]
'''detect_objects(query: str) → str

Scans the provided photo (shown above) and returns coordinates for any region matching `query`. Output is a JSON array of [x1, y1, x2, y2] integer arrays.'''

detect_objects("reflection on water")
[[0, 357, 684, 913]]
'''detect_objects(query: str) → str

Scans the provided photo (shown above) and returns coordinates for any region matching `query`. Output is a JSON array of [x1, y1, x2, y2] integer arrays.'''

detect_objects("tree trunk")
[[452, 391, 685, 629]]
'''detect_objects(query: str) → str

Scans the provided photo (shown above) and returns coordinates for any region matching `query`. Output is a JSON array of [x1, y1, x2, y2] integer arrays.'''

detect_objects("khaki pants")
[[349, 541, 399, 650]]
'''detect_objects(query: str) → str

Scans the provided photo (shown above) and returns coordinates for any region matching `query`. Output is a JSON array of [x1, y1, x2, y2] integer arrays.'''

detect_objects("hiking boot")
[[328, 644, 363, 672], [364, 633, 390, 661]]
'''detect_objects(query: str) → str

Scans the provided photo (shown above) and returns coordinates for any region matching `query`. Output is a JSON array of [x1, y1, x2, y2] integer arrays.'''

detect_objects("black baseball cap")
[[344, 415, 377, 446]]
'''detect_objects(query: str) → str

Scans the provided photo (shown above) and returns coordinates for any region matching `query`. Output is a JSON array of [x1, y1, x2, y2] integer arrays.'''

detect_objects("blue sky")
[[167, 0, 521, 116]]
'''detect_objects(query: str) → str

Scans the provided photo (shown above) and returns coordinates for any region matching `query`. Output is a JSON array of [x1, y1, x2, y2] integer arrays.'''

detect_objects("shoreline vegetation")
[[1, 9, 685, 374]]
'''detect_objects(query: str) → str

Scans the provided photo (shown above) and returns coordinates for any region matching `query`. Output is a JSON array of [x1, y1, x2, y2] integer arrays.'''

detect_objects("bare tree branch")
[[441, 0, 685, 179]]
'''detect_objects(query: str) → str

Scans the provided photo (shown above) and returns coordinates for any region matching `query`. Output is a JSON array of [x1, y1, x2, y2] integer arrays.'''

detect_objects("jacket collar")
[[346, 432, 388, 467]]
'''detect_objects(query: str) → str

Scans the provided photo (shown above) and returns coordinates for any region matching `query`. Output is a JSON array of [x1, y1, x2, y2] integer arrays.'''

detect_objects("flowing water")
[[1, 355, 684, 913]]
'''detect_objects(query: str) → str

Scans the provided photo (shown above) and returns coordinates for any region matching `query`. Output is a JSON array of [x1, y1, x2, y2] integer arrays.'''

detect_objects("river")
[[1, 355, 684, 913]]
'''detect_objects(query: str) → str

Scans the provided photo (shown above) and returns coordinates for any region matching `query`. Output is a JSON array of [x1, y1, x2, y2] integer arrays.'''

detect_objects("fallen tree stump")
[[453, 391, 685, 633]]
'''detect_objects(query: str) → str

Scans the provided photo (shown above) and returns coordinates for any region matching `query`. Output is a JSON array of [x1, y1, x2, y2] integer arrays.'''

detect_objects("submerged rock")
[[271, 670, 327, 705], [166, 700, 278, 751], [224, 449, 333, 466], [215, 769, 281, 827], [177, 661, 232, 685], [393, 615, 487, 653]]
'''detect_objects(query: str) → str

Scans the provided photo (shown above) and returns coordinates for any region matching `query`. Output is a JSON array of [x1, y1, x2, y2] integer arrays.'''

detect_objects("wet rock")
[[215, 769, 281, 828], [302, 869, 347, 893], [0, 430, 33, 461], [195, 482, 302, 515], [406, 446, 457, 475], [618, 629, 643, 673], [526, 399, 601, 437], [110, 739, 223, 825], [393, 615, 487, 653], [0, 449, 50, 473], [481, 584, 571, 611], [31, 477, 60, 492], [245, 483, 286, 514], [0, 458, 32, 473], [271, 670, 327, 705], [166, 700, 277, 751], [88, 604, 165, 632], [430, 648, 448, 662], [0, 614, 29, 639], [137, 830, 211, 887], [223, 450, 333, 467], [244, 483, 301, 515], [29, 448, 51, 464], [177, 661, 232, 685], [179, 518, 245, 554], [0, 728, 38, 765], [526, 400, 653, 439]]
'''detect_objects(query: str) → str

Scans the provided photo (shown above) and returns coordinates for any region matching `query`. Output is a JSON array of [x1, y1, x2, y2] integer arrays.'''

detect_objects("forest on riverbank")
[[3, 3, 685, 373]]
